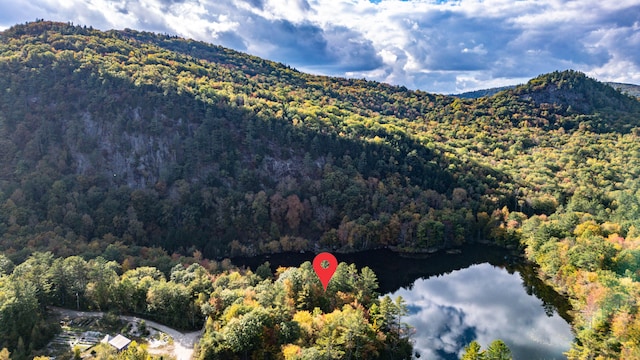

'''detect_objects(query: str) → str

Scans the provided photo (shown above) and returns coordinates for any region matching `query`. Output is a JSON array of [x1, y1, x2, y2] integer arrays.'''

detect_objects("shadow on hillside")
[[0, 46, 516, 258]]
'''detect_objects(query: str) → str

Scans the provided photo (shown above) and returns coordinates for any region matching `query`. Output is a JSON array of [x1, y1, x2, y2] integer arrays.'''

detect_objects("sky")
[[0, 0, 639, 94], [389, 263, 573, 359]]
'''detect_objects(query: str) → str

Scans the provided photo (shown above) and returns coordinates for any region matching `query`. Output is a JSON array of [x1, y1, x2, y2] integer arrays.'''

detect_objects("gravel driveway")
[[53, 307, 203, 360]]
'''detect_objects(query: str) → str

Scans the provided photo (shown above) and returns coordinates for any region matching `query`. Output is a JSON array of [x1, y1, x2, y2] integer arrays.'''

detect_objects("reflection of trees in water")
[[232, 243, 572, 322], [357, 244, 519, 293], [512, 262, 573, 322]]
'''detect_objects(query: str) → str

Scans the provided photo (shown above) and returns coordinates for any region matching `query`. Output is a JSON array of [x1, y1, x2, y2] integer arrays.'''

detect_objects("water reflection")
[[231, 246, 574, 358], [388, 263, 573, 360]]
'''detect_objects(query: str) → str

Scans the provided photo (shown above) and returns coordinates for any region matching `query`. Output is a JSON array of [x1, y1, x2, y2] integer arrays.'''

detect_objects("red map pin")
[[313, 252, 338, 291]]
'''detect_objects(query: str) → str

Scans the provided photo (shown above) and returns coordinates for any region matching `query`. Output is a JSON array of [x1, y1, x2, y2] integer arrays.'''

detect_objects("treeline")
[[0, 252, 411, 360], [520, 179, 640, 358], [198, 262, 412, 359], [0, 251, 205, 358], [460, 340, 512, 360]]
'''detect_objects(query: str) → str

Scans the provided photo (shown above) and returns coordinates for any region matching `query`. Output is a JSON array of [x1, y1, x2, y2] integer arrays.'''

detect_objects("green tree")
[[11, 252, 54, 307], [86, 257, 119, 310], [0, 278, 40, 354], [356, 266, 379, 305], [61, 256, 89, 309], [461, 339, 512, 360], [461, 341, 484, 360], [0, 256, 13, 276], [255, 261, 272, 280], [485, 339, 512, 360], [223, 309, 269, 360], [147, 281, 199, 329], [116, 341, 149, 360]]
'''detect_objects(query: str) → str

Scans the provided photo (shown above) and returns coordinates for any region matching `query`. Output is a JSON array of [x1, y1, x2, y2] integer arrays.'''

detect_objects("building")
[[101, 334, 132, 352]]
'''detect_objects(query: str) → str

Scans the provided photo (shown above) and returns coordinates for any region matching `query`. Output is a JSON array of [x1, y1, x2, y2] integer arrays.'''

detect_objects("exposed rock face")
[[72, 112, 174, 188], [513, 70, 640, 117]]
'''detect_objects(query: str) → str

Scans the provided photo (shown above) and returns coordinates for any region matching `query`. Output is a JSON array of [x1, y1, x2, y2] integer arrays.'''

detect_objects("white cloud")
[[0, 0, 638, 93], [262, 0, 312, 23], [388, 263, 573, 359]]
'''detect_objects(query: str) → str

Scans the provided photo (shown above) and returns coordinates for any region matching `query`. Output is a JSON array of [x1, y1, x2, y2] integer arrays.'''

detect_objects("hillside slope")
[[608, 82, 640, 98], [512, 70, 640, 132], [454, 80, 640, 101], [0, 21, 639, 261], [2, 21, 640, 359], [0, 21, 493, 260]]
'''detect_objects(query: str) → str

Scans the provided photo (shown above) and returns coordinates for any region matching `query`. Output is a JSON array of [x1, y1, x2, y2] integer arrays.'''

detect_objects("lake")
[[232, 244, 574, 359], [390, 263, 573, 359]]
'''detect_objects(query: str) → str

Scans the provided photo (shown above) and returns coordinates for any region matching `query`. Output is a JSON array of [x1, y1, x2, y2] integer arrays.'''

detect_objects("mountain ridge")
[[0, 21, 470, 259], [0, 21, 639, 260], [454, 80, 640, 99]]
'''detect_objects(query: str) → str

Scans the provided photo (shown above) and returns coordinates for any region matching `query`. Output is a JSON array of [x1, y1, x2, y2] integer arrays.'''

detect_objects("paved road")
[[52, 307, 203, 360]]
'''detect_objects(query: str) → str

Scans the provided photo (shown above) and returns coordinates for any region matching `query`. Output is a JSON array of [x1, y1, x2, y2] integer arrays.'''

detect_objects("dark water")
[[232, 244, 574, 359]]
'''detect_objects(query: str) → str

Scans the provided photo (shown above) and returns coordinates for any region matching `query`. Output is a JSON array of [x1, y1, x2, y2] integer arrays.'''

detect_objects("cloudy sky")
[[389, 263, 573, 359], [1, 0, 639, 93]]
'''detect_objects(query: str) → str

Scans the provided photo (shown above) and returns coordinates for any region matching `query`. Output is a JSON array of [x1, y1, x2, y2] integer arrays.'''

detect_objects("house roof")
[[108, 334, 131, 351]]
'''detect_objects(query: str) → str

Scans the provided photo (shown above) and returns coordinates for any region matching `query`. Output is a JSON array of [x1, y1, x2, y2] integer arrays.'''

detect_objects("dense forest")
[[0, 251, 413, 359], [1, 20, 640, 358]]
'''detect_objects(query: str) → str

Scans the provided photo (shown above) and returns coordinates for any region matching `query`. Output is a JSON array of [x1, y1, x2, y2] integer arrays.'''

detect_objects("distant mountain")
[[607, 82, 640, 98], [452, 85, 515, 98], [452, 72, 640, 132], [455, 79, 640, 100], [508, 70, 640, 132]]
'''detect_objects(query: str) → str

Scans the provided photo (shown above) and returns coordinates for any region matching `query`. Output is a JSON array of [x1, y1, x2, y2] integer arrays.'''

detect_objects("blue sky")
[[389, 263, 572, 359], [0, 0, 638, 94]]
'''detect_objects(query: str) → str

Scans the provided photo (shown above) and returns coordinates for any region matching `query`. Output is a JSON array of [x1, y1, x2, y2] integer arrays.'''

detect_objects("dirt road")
[[53, 307, 203, 360]]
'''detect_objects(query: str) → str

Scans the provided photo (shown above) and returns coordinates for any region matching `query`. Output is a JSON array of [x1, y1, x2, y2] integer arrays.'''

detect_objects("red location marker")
[[313, 252, 338, 291]]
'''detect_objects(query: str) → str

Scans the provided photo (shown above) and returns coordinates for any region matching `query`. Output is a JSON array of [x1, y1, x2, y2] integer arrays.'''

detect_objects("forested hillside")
[[455, 82, 640, 100], [1, 20, 640, 358], [0, 251, 412, 360]]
